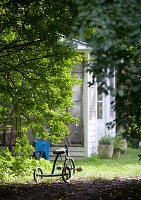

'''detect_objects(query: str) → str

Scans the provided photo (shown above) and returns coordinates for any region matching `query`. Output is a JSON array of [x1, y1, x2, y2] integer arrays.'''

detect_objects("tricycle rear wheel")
[[65, 157, 75, 177], [62, 157, 75, 183], [62, 166, 71, 183], [34, 167, 43, 182]]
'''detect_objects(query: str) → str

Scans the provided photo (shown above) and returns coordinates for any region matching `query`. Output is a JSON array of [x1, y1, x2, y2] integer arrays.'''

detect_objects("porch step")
[[49, 146, 85, 160]]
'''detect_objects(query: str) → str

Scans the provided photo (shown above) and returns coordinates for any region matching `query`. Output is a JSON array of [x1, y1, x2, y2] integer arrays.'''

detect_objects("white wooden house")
[[49, 40, 116, 159]]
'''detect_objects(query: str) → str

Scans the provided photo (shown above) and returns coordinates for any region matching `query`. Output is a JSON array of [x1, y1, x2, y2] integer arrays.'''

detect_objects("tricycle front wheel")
[[34, 167, 43, 182]]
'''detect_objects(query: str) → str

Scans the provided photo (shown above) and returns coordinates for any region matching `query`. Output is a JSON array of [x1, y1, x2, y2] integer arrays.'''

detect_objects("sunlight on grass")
[[74, 149, 141, 181], [0, 148, 140, 183]]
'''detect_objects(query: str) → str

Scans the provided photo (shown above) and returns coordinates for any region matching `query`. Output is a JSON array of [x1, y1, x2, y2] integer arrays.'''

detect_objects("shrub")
[[0, 148, 53, 182], [113, 132, 126, 151]]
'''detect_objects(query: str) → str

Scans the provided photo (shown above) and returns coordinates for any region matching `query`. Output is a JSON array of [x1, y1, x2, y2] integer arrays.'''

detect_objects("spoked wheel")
[[62, 166, 71, 183], [62, 156, 75, 183], [34, 167, 43, 182]]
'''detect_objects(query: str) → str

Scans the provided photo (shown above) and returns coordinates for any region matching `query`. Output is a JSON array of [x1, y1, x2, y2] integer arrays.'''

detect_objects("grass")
[[0, 148, 140, 183], [73, 148, 141, 181]]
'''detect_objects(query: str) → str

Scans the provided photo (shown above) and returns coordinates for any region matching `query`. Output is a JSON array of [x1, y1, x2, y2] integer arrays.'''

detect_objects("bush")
[[119, 129, 140, 149], [113, 132, 126, 151], [126, 137, 140, 149], [0, 148, 53, 182]]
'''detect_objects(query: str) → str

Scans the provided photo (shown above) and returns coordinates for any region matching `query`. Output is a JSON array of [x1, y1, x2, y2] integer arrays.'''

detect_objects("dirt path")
[[0, 178, 141, 200]]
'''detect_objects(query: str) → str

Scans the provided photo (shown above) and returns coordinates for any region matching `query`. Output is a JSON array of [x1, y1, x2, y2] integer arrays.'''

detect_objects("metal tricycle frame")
[[33, 140, 82, 183]]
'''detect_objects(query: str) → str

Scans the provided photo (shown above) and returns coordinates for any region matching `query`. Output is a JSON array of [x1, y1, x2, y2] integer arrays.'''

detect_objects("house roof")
[[72, 39, 92, 52], [60, 34, 91, 52]]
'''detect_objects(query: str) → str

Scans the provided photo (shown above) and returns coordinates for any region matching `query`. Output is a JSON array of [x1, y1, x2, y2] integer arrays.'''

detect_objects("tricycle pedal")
[[76, 167, 83, 172], [56, 165, 63, 170]]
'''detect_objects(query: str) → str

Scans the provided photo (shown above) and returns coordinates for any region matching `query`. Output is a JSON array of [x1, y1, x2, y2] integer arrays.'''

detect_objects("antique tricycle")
[[33, 131, 83, 183]]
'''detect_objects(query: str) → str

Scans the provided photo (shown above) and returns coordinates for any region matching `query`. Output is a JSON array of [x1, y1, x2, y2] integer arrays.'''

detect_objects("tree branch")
[[0, 39, 41, 53]]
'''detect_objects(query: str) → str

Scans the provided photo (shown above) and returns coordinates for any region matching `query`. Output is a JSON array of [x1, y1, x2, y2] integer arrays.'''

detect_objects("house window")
[[97, 91, 103, 119]]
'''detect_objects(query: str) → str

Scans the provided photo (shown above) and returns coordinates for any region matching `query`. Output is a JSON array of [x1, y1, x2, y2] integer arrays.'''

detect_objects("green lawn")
[[0, 148, 140, 183], [73, 148, 141, 181]]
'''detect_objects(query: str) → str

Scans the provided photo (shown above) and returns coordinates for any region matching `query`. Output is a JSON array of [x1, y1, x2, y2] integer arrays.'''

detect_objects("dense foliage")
[[71, 0, 141, 137], [0, 0, 81, 147], [0, 148, 53, 182]]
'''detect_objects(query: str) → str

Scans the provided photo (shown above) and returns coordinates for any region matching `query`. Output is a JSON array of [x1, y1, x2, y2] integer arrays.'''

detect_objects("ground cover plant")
[[0, 148, 53, 183]]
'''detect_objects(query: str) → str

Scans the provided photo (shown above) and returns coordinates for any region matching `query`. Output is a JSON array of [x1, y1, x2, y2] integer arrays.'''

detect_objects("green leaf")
[[118, 89, 124, 97], [111, 89, 117, 96]]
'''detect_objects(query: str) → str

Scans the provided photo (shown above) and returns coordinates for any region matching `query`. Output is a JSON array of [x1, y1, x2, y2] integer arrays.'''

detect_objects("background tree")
[[0, 0, 80, 149], [71, 0, 141, 138]]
